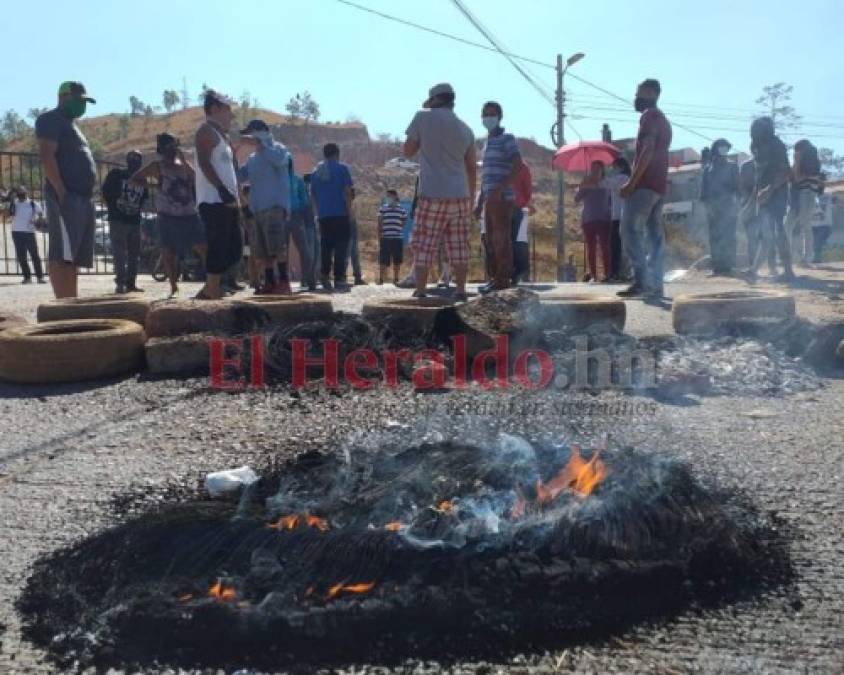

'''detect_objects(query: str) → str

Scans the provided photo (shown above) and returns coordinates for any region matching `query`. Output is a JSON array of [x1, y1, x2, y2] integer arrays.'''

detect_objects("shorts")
[[158, 213, 206, 256], [46, 191, 95, 267], [252, 206, 287, 260], [379, 237, 404, 265], [412, 197, 471, 267], [198, 202, 242, 274]]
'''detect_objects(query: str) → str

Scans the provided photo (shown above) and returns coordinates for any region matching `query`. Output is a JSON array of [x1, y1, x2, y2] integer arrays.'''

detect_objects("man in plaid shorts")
[[403, 83, 476, 301]]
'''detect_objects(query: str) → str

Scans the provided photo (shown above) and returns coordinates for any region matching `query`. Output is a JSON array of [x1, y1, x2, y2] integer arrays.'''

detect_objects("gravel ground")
[[0, 266, 842, 673]]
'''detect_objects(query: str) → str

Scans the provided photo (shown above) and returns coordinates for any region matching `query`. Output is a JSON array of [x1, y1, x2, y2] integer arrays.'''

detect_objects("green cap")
[[58, 81, 96, 103]]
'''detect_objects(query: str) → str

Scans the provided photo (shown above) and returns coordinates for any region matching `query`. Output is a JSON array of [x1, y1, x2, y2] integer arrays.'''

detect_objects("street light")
[[554, 51, 585, 281]]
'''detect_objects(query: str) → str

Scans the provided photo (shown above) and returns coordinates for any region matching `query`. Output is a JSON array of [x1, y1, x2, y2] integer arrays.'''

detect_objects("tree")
[[286, 91, 320, 124], [129, 96, 146, 116], [27, 107, 49, 122], [144, 105, 155, 117], [819, 147, 844, 176], [1, 110, 30, 139], [118, 114, 131, 139], [162, 90, 180, 113], [756, 82, 801, 132], [197, 83, 211, 104]]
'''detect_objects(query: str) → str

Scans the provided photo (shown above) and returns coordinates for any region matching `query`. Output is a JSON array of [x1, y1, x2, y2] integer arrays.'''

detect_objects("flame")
[[268, 513, 329, 532], [326, 581, 376, 599], [384, 521, 403, 532], [510, 486, 527, 519], [435, 500, 454, 513], [207, 580, 237, 602], [535, 444, 608, 504]]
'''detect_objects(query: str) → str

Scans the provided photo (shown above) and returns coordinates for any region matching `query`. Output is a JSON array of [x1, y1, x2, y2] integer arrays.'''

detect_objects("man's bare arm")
[[344, 185, 354, 217], [627, 136, 655, 190], [464, 145, 477, 201], [404, 138, 420, 159], [195, 124, 225, 190], [38, 138, 66, 202], [129, 160, 160, 186]]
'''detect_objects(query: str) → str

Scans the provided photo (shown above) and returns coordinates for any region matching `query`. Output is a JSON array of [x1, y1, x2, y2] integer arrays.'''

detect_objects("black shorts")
[[198, 203, 242, 274], [379, 237, 404, 265]]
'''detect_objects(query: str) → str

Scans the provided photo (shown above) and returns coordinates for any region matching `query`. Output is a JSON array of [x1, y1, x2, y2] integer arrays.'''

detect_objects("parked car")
[[384, 157, 420, 171]]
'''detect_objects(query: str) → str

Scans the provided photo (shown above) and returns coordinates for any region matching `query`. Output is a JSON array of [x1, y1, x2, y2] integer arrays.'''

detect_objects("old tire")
[[0, 312, 27, 334], [235, 294, 334, 324], [37, 295, 151, 327], [537, 294, 626, 332], [672, 290, 795, 335], [362, 296, 456, 334], [145, 333, 212, 376], [0, 319, 146, 384]]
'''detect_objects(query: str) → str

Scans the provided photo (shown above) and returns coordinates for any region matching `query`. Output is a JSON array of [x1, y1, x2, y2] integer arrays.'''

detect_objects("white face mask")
[[717, 145, 730, 157], [254, 130, 273, 145], [482, 116, 499, 132]]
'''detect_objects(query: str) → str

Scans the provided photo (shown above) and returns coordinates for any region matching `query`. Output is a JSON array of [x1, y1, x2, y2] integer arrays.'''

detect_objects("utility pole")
[[554, 54, 566, 281], [181, 77, 190, 111]]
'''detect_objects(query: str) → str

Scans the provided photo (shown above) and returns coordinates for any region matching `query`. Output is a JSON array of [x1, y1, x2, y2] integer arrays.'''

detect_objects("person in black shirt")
[[747, 117, 794, 282], [102, 150, 148, 293]]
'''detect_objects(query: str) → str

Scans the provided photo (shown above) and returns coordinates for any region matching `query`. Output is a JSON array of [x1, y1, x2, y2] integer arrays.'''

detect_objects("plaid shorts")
[[412, 197, 471, 267]]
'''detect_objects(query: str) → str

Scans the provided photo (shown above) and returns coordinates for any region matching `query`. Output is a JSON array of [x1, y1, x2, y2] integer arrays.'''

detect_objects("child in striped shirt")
[[378, 189, 407, 284]]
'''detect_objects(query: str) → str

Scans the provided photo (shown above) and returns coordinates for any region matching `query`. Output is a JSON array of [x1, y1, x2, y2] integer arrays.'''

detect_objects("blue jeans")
[[620, 188, 664, 290], [302, 224, 319, 286], [346, 216, 362, 280]]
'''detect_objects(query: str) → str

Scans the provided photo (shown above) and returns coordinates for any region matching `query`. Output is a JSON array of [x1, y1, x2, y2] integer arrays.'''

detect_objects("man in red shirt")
[[618, 79, 672, 298]]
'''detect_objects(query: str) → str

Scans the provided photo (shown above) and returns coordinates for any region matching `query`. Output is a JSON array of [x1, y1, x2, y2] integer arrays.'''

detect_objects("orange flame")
[[435, 500, 454, 514], [207, 580, 237, 602], [268, 513, 329, 532], [326, 581, 376, 599], [384, 521, 403, 532], [535, 445, 608, 504]]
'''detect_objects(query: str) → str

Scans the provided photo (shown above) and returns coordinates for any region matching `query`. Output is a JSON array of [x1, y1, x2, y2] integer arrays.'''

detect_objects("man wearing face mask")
[[475, 101, 523, 292], [35, 81, 98, 298], [746, 116, 794, 282], [700, 139, 738, 276], [618, 79, 673, 298], [102, 150, 149, 293]]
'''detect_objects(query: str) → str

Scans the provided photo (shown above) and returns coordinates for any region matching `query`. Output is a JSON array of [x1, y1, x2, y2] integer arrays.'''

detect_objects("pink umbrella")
[[552, 141, 620, 173]]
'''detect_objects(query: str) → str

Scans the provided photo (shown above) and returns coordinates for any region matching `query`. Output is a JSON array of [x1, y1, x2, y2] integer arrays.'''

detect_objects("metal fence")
[[0, 151, 121, 275]]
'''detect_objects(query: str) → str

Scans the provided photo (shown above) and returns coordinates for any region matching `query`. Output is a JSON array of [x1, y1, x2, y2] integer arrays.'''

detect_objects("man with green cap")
[[35, 81, 97, 298]]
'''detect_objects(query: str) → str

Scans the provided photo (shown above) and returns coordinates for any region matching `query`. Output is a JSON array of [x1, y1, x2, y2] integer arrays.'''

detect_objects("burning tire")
[[237, 294, 333, 324], [362, 296, 456, 334], [37, 295, 151, 327], [0, 319, 146, 384], [0, 312, 27, 334], [537, 294, 626, 332], [672, 291, 795, 335]]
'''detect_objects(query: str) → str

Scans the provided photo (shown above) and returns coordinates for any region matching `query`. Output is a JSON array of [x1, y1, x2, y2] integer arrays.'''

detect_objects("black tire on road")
[[37, 295, 151, 327], [0, 319, 146, 384], [672, 290, 796, 335]]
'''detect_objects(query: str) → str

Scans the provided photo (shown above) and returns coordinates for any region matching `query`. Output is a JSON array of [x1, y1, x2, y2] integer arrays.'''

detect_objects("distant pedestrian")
[[604, 157, 630, 281], [347, 187, 366, 285], [511, 162, 533, 284], [811, 194, 835, 264], [403, 83, 476, 300], [475, 101, 523, 293], [35, 81, 98, 298], [378, 189, 407, 285], [235, 119, 291, 294], [701, 138, 738, 275], [194, 89, 242, 300], [129, 133, 207, 297], [6, 186, 46, 284], [618, 79, 673, 298], [288, 160, 316, 291], [575, 160, 612, 282], [103, 150, 148, 293], [747, 116, 794, 283], [310, 143, 354, 292], [787, 139, 825, 267]]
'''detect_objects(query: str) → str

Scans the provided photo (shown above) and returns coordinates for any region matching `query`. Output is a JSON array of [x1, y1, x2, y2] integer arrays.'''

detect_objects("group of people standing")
[[703, 127, 830, 281]]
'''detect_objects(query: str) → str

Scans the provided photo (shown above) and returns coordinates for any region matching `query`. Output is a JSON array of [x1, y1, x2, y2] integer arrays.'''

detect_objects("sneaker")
[[115, 284, 127, 294], [617, 283, 645, 297], [412, 290, 427, 299], [354, 277, 367, 286], [272, 280, 292, 295], [320, 276, 333, 292], [126, 286, 144, 293], [21, 278, 32, 285], [396, 275, 416, 289], [775, 272, 796, 283], [37, 277, 47, 284], [646, 286, 665, 299]]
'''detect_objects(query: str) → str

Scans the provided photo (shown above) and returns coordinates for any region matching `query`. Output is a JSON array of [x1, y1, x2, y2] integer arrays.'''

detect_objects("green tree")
[[27, 107, 49, 122], [819, 147, 844, 176], [162, 90, 180, 113], [755, 82, 801, 131], [286, 91, 320, 125], [129, 96, 146, 116], [197, 83, 211, 104], [2, 110, 30, 139]]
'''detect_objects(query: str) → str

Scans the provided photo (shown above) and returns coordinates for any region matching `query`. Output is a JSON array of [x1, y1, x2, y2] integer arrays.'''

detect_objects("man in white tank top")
[[194, 90, 242, 300]]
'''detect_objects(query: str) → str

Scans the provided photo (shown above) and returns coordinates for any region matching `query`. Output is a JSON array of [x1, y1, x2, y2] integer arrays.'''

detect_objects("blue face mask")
[[482, 116, 499, 132]]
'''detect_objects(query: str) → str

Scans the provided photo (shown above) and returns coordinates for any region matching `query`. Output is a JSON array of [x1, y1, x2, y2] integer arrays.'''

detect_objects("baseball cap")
[[58, 81, 96, 103], [423, 82, 454, 108], [239, 119, 270, 136]]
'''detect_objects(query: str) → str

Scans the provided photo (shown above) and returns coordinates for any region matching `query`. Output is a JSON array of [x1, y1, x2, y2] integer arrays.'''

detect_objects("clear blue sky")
[[3, 0, 843, 156]]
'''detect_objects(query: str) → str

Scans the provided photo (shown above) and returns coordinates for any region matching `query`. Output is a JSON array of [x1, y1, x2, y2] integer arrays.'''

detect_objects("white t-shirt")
[[10, 199, 42, 233], [602, 173, 627, 221]]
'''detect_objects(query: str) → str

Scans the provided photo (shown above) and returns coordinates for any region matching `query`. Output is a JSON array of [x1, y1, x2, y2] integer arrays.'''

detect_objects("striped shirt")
[[379, 203, 407, 238], [481, 127, 521, 200]]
